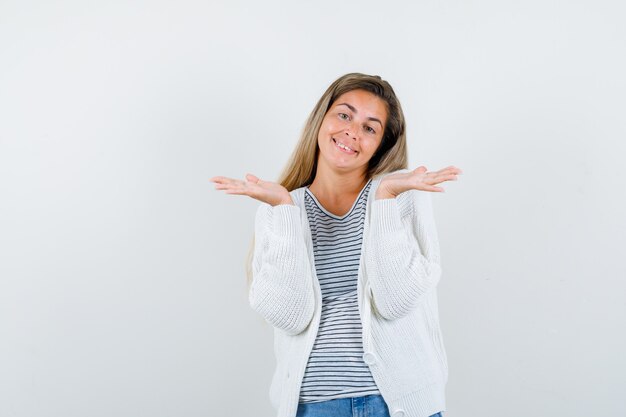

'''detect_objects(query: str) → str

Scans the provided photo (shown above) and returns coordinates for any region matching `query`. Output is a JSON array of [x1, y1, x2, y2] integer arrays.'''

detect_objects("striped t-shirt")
[[298, 179, 380, 404]]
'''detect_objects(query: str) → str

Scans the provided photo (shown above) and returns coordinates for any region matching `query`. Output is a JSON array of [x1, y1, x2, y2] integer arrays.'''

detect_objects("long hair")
[[245, 73, 409, 286]]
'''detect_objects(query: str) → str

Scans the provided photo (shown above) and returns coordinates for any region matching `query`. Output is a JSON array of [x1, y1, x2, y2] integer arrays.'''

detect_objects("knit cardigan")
[[249, 169, 449, 417]]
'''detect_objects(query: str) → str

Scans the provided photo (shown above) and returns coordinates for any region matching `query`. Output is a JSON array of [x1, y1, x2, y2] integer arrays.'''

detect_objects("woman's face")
[[317, 89, 388, 174]]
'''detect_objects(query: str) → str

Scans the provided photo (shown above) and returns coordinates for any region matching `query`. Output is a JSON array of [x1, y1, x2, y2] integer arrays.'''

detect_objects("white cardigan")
[[249, 169, 448, 417]]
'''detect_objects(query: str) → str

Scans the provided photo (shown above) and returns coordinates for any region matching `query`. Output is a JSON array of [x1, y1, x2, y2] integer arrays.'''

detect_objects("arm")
[[365, 190, 442, 320], [248, 203, 315, 335]]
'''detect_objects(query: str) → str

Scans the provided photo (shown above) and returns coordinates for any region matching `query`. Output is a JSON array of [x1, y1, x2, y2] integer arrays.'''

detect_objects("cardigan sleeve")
[[365, 190, 442, 320], [248, 202, 315, 335]]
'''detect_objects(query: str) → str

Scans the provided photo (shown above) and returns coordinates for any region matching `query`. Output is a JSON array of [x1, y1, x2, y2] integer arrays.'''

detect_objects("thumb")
[[413, 166, 427, 174], [245, 173, 260, 184]]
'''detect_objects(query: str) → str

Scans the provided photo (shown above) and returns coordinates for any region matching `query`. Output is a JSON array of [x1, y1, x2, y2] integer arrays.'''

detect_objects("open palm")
[[209, 174, 293, 206], [377, 166, 463, 198]]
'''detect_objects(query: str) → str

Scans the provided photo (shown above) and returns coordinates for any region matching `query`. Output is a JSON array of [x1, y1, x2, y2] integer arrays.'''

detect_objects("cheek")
[[318, 125, 330, 143], [318, 120, 332, 138], [363, 136, 383, 153], [321, 119, 338, 134]]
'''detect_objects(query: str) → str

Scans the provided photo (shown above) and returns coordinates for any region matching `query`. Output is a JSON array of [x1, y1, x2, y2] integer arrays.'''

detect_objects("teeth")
[[335, 139, 355, 152]]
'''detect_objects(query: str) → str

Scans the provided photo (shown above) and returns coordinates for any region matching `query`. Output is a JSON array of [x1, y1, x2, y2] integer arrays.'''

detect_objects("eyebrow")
[[336, 103, 384, 128]]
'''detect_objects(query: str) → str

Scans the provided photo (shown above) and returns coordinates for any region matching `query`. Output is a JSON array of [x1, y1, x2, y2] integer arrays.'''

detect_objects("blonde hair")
[[245, 73, 409, 286]]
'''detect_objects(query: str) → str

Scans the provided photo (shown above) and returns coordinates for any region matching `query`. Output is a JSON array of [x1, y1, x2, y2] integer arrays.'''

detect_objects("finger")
[[227, 182, 262, 198], [223, 184, 255, 196], [432, 166, 456, 173], [213, 179, 247, 191], [215, 177, 241, 186], [439, 166, 463, 175], [225, 189, 248, 195], [433, 167, 451, 176], [210, 176, 236, 184], [423, 185, 445, 192], [226, 182, 247, 193], [245, 173, 261, 184], [438, 174, 459, 181], [429, 174, 459, 185], [414, 176, 444, 191], [432, 168, 460, 179]]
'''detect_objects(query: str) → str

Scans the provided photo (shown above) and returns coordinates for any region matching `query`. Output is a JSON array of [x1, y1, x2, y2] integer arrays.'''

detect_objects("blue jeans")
[[296, 394, 443, 417]]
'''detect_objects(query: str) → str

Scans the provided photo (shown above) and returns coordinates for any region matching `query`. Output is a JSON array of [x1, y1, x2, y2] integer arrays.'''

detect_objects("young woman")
[[210, 73, 462, 417]]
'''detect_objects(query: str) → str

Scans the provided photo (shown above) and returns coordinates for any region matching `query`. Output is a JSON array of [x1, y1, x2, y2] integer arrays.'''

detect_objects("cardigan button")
[[392, 409, 406, 417], [363, 352, 377, 365]]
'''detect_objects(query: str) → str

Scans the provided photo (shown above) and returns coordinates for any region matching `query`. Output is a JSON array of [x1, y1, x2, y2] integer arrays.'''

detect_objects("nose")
[[344, 124, 358, 140]]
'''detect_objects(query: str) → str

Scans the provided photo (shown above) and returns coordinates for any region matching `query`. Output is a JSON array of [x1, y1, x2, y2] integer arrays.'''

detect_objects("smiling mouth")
[[332, 138, 358, 154]]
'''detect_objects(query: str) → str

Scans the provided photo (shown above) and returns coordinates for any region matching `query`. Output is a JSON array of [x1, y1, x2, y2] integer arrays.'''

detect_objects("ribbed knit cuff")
[[269, 204, 301, 237], [371, 197, 404, 235]]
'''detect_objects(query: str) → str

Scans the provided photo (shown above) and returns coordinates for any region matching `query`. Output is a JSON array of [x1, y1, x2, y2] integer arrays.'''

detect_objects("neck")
[[308, 163, 369, 200]]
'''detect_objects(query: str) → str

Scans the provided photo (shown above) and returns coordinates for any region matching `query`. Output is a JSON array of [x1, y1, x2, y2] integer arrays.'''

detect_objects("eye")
[[365, 126, 376, 134], [338, 113, 349, 120]]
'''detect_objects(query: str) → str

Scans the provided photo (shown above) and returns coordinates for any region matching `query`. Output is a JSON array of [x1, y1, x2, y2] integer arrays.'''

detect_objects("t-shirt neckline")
[[305, 179, 372, 220]]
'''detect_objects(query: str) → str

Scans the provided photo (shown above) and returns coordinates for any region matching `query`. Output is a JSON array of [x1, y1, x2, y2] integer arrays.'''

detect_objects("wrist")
[[375, 188, 396, 200], [273, 195, 294, 206]]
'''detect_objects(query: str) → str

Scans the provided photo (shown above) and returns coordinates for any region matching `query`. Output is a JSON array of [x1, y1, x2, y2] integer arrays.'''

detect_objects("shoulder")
[[288, 187, 307, 208]]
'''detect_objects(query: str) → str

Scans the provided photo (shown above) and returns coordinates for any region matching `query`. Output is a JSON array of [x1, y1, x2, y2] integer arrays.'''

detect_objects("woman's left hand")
[[376, 165, 463, 199]]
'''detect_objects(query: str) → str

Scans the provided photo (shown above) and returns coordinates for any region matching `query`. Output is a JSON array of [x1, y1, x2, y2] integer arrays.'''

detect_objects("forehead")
[[331, 89, 388, 121]]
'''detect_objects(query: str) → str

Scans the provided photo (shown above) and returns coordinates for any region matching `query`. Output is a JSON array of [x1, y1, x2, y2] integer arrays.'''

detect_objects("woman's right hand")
[[209, 173, 294, 206]]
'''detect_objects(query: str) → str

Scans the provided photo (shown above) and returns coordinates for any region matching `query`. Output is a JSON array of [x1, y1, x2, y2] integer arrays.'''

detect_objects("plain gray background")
[[1, 1, 625, 416]]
